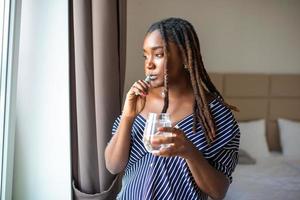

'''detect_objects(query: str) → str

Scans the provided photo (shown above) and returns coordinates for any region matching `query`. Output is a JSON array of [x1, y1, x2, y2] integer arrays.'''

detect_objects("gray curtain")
[[69, 0, 126, 199]]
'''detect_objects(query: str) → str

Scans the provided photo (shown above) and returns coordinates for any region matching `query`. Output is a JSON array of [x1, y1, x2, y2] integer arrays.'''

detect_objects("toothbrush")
[[144, 75, 154, 83]]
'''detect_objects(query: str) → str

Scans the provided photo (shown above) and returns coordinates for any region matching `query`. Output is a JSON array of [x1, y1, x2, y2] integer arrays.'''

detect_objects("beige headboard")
[[209, 73, 300, 152]]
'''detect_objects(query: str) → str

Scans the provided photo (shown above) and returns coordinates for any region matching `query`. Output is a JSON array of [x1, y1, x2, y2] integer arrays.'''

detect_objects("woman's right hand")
[[122, 80, 150, 118]]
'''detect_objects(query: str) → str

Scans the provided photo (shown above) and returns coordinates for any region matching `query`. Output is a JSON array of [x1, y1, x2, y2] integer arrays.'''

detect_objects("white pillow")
[[238, 119, 270, 158], [278, 118, 300, 159]]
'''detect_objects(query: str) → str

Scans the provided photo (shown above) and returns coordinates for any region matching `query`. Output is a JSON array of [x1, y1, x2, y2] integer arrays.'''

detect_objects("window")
[[0, 0, 19, 198]]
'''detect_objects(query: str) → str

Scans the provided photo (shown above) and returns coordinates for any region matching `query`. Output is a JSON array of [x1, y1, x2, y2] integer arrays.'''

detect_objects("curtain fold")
[[69, 0, 126, 199]]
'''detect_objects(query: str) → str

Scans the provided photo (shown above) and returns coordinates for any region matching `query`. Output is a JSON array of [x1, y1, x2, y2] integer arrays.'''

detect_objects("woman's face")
[[143, 29, 184, 88]]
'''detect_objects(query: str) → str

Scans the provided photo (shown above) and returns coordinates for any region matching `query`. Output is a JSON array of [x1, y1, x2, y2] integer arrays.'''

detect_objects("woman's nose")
[[145, 58, 155, 69]]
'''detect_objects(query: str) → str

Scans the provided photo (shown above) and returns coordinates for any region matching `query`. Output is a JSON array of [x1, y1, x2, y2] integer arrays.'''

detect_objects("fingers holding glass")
[[151, 127, 191, 157]]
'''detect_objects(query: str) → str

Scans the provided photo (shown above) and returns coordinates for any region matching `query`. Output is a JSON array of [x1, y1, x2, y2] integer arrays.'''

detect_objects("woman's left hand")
[[151, 127, 196, 159]]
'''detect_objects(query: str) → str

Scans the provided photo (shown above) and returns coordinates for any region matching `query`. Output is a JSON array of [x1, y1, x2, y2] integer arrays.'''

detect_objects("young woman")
[[105, 18, 240, 200]]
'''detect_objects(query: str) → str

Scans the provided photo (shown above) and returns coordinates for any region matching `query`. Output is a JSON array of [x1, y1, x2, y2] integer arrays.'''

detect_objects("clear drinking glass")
[[143, 113, 172, 153]]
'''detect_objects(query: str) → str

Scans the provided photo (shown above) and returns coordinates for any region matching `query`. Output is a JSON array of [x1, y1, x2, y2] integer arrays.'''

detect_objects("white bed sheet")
[[225, 154, 300, 200]]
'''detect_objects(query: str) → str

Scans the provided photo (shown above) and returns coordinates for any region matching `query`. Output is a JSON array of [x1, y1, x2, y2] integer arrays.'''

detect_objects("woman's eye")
[[155, 53, 163, 58]]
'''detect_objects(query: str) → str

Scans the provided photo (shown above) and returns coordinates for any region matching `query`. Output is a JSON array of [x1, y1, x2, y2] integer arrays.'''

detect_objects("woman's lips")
[[149, 75, 157, 80], [145, 75, 157, 83]]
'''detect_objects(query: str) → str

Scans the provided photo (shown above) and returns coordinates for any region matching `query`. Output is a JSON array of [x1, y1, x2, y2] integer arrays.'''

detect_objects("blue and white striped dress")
[[112, 99, 240, 200]]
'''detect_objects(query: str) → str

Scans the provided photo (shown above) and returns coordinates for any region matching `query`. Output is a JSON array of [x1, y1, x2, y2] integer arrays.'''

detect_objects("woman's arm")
[[105, 79, 150, 174], [152, 127, 230, 200], [184, 145, 229, 200], [105, 115, 135, 174]]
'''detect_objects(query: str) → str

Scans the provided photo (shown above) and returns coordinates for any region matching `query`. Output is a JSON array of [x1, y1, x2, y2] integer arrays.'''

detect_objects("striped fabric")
[[111, 99, 240, 200]]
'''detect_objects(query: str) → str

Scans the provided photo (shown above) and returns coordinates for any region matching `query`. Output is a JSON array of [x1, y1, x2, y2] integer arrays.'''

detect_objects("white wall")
[[126, 0, 300, 93], [13, 0, 71, 200]]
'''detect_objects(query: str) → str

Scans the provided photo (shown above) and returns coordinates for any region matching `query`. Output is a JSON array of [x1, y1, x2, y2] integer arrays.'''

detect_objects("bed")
[[225, 154, 300, 200], [209, 73, 300, 200]]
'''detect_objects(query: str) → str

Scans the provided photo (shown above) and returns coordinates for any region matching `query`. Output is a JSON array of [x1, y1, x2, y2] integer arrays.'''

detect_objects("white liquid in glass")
[[143, 113, 172, 153]]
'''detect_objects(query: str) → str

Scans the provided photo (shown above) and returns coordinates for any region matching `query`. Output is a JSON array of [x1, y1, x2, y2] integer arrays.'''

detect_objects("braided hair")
[[146, 18, 238, 144]]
